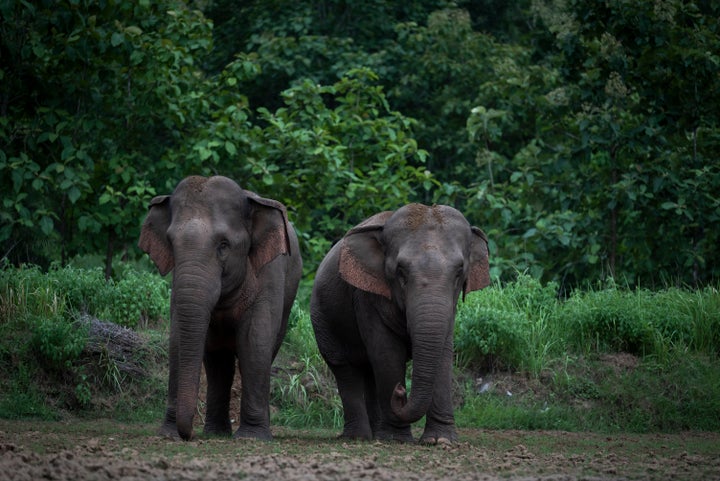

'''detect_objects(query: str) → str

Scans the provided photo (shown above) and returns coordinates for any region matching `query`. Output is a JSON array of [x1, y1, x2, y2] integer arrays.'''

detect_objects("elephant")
[[310, 203, 490, 444], [138, 175, 302, 441]]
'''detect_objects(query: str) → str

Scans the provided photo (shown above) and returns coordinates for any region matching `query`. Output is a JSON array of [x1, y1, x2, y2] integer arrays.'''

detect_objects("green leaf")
[[111, 32, 125, 47], [40, 216, 54, 235], [68, 187, 81, 204], [124, 26, 143, 36]]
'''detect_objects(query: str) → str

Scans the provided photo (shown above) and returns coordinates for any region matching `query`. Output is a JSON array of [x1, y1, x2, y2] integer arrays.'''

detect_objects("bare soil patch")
[[2, 420, 719, 480]]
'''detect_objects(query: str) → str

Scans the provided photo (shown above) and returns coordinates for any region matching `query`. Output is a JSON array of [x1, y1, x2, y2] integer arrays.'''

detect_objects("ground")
[[2, 421, 719, 480]]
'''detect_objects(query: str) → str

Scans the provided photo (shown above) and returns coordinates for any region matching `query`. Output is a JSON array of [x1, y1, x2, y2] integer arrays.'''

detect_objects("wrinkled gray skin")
[[139, 176, 302, 441], [311, 204, 490, 444]]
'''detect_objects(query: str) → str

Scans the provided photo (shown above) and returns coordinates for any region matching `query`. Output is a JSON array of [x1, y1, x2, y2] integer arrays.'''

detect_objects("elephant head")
[[338, 204, 490, 424], [138, 175, 293, 440]]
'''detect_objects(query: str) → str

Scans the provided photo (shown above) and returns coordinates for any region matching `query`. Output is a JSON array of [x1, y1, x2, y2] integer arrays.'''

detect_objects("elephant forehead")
[[390, 203, 467, 231], [175, 175, 242, 200], [398, 203, 440, 230], [180, 175, 209, 192], [170, 218, 213, 237], [398, 234, 465, 263]]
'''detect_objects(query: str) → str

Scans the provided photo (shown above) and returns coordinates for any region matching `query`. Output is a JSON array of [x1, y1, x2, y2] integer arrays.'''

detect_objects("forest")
[[2, 0, 719, 289]]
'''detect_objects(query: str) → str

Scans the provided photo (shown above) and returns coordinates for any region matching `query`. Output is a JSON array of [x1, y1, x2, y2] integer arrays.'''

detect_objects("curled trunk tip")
[[391, 382, 432, 423], [390, 383, 408, 415]]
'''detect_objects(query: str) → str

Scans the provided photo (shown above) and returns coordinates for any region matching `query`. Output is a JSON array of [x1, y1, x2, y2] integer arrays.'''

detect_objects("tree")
[[534, 0, 720, 286], [182, 66, 433, 275], [1, 0, 213, 275]]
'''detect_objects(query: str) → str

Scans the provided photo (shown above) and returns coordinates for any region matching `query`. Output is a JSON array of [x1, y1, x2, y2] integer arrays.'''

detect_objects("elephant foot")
[[158, 422, 183, 441], [419, 435, 454, 445], [203, 422, 232, 438], [203, 413, 232, 437], [419, 424, 458, 445], [233, 425, 273, 441], [374, 423, 414, 443], [340, 420, 373, 441]]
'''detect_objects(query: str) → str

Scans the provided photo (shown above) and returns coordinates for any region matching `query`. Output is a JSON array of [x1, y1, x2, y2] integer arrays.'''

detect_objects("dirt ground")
[[1, 421, 719, 481]]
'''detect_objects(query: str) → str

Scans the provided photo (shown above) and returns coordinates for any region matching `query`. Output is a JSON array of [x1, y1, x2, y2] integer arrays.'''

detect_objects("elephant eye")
[[218, 239, 230, 255]]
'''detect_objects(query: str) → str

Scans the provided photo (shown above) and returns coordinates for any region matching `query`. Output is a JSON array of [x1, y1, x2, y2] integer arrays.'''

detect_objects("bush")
[[558, 282, 720, 357], [0, 263, 169, 418], [100, 266, 170, 328], [0, 263, 170, 329], [47, 266, 108, 316], [30, 314, 88, 370], [455, 274, 561, 373]]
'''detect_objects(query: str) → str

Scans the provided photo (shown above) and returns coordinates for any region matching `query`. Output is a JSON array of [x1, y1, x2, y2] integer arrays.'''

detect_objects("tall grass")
[[0, 263, 170, 329], [456, 275, 720, 374], [0, 263, 169, 419], [2, 263, 719, 432], [453, 275, 720, 432], [271, 305, 343, 429], [557, 283, 720, 359], [455, 275, 563, 375]]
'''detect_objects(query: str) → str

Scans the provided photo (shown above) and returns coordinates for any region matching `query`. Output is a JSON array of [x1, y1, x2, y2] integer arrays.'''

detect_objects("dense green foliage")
[[2, 0, 718, 287], [0, 264, 169, 418], [455, 275, 720, 372], [2, 265, 718, 432]]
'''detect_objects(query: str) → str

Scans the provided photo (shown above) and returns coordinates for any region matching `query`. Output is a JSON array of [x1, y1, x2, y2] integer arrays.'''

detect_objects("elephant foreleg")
[[234, 320, 275, 440], [203, 349, 235, 436], [363, 370, 382, 435], [367, 350, 413, 442]]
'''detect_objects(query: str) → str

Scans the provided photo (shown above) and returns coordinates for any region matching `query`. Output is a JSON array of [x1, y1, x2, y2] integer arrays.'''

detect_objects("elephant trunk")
[[390, 296, 454, 424], [171, 260, 221, 441]]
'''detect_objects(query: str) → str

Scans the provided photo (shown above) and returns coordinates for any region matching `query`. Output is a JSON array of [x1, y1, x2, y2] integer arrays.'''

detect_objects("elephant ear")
[[138, 195, 174, 276], [338, 211, 394, 299], [465, 226, 491, 296], [246, 192, 292, 274]]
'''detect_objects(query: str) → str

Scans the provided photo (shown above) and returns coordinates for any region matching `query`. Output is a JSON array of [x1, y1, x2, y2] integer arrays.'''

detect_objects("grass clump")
[[454, 274, 720, 432], [271, 304, 343, 429], [558, 282, 720, 358], [455, 274, 562, 375], [0, 263, 169, 420]]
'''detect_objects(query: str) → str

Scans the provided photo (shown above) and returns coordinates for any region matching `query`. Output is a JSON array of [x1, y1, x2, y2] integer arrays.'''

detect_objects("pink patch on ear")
[[339, 241, 391, 299], [465, 227, 491, 294], [466, 262, 490, 293], [138, 224, 174, 276], [250, 223, 289, 273]]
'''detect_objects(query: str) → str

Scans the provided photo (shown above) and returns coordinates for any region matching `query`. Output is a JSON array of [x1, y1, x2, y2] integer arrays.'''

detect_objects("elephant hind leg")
[[331, 363, 373, 440], [364, 370, 382, 436], [203, 349, 235, 436]]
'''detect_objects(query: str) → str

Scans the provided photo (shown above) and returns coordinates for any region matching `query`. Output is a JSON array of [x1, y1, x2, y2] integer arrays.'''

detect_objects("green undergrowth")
[[0, 263, 169, 421], [1, 264, 718, 433], [455, 352, 720, 432]]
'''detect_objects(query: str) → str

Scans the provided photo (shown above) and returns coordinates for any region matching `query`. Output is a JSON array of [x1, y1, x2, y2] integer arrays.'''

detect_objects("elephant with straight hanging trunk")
[[138, 175, 302, 441], [310, 204, 490, 444]]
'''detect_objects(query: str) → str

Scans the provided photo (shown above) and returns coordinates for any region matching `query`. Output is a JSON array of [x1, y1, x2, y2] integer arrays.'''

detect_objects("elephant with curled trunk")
[[311, 203, 490, 444], [138, 175, 302, 441]]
